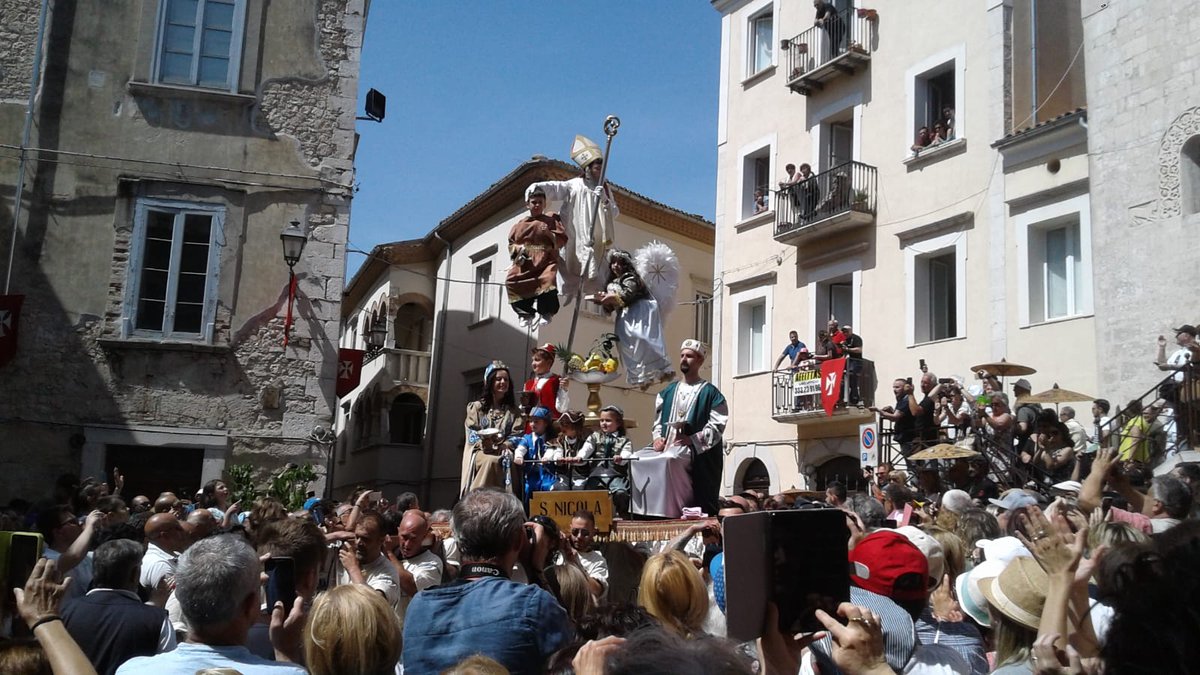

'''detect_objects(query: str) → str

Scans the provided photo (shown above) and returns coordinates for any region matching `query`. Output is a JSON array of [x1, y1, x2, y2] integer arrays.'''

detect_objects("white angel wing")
[[633, 240, 680, 318]]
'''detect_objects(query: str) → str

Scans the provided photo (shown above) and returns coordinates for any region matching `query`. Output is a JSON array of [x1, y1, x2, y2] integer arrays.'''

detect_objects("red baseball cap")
[[848, 530, 929, 603]]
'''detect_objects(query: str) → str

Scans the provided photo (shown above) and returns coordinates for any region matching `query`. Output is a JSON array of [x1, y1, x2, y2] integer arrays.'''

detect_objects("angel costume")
[[603, 246, 676, 387], [524, 136, 618, 300]]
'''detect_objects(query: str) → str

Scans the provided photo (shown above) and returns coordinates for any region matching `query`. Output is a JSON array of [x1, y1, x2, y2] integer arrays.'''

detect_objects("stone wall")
[[0, 0, 39, 102], [1082, 0, 1200, 405], [0, 0, 365, 499]]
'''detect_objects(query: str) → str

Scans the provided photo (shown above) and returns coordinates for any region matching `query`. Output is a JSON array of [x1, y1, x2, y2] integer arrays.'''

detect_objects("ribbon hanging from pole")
[[283, 272, 297, 347]]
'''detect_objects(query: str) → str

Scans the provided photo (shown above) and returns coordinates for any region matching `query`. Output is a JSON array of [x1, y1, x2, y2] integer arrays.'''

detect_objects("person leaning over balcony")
[[773, 330, 809, 371], [813, 0, 846, 57], [796, 163, 820, 217], [911, 126, 932, 154]]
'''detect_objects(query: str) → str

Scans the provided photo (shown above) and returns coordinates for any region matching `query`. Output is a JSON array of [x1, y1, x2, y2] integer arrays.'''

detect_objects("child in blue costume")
[[515, 406, 562, 508]]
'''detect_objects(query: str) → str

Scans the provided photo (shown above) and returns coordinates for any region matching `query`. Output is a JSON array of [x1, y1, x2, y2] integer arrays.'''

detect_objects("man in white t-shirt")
[[553, 511, 609, 600], [338, 511, 401, 613], [384, 510, 443, 627]]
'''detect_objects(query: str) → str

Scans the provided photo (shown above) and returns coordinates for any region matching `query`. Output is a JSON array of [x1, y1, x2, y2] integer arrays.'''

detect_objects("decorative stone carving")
[[1150, 105, 1200, 220]]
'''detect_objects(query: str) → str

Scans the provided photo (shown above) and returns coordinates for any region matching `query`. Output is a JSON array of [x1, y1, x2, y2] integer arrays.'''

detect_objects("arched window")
[[813, 455, 865, 492], [393, 302, 433, 351], [390, 393, 426, 445], [739, 458, 771, 494], [1182, 135, 1200, 215]]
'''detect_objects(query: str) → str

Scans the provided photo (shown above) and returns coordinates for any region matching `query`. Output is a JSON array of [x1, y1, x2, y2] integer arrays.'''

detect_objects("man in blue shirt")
[[117, 535, 305, 674], [402, 488, 570, 675], [773, 330, 808, 371]]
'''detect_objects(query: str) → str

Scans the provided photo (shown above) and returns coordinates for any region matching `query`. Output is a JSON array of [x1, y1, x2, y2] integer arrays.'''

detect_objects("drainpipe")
[[421, 230, 453, 506], [5, 0, 50, 293], [1030, 0, 1038, 126]]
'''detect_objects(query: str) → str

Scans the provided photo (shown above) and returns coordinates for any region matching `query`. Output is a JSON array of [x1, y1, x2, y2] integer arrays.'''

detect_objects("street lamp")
[[367, 319, 388, 350], [280, 220, 308, 268], [280, 220, 308, 346]]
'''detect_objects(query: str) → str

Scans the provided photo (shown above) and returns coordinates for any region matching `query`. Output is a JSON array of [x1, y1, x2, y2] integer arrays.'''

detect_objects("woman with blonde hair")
[[545, 563, 593, 628], [637, 550, 708, 637], [304, 584, 401, 675]]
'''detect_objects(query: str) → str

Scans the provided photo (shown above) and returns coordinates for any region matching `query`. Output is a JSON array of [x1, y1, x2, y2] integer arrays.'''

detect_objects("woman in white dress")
[[591, 249, 673, 387]]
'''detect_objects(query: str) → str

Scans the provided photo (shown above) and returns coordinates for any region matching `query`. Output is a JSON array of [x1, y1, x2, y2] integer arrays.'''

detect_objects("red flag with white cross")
[[819, 357, 846, 417], [336, 348, 365, 397], [0, 295, 23, 368]]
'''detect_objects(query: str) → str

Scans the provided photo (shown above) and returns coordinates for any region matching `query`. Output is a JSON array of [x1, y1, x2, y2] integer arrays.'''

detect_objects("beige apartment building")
[[335, 158, 714, 507], [710, 0, 1095, 493]]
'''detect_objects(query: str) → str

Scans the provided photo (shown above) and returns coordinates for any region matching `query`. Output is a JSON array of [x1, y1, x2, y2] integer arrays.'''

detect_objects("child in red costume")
[[525, 344, 569, 421]]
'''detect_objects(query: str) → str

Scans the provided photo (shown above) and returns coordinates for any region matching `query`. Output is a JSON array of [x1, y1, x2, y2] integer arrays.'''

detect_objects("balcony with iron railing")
[[782, 7, 877, 96], [771, 358, 876, 425], [774, 161, 877, 245]]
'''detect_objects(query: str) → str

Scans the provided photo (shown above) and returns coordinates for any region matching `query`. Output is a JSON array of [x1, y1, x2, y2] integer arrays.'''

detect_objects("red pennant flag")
[[0, 295, 24, 369], [819, 357, 847, 417], [336, 348, 365, 397]]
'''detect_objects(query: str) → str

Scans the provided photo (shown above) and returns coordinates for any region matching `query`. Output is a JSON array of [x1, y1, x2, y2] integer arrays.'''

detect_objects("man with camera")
[[553, 510, 609, 601], [908, 372, 942, 451], [402, 488, 570, 674], [871, 379, 917, 457], [337, 510, 401, 616]]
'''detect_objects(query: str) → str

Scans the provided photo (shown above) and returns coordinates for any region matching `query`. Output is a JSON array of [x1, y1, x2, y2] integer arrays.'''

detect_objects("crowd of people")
[[2, 443, 1199, 674]]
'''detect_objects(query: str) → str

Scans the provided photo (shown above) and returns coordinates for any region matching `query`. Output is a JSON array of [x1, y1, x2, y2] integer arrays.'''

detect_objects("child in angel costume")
[[591, 244, 678, 387], [506, 189, 568, 328]]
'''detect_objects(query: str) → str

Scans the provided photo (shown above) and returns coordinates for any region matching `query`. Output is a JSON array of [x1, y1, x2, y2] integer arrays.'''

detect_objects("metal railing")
[[771, 358, 876, 417], [782, 7, 874, 84], [386, 348, 432, 386], [774, 161, 876, 239]]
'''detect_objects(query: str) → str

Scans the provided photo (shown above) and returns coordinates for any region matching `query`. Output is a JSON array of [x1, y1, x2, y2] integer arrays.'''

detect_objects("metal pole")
[[5, 0, 51, 294], [563, 116, 620, 367], [1030, 0, 1038, 125]]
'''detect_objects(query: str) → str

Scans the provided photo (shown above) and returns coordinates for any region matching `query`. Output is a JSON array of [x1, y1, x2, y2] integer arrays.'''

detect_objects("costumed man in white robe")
[[524, 135, 618, 301], [631, 340, 729, 518]]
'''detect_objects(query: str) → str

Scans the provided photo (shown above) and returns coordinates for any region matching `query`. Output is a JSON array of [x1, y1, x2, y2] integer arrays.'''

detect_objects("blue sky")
[[347, 1, 721, 276]]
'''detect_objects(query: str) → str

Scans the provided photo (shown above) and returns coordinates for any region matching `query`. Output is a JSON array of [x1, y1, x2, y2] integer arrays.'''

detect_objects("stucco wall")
[[712, 1, 1099, 492]]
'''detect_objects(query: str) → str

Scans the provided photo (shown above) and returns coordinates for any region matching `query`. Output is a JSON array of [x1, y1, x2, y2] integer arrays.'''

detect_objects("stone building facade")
[[1081, 0, 1200, 407], [0, 0, 367, 499]]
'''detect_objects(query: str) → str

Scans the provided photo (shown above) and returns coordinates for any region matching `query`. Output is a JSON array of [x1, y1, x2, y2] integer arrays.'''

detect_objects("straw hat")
[[979, 556, 1048, 631]]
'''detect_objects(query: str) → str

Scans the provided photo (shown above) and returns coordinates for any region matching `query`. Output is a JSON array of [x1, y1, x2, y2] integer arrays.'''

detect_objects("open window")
[[747, 5, 774, 76], [741, 145, 773, 220]]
